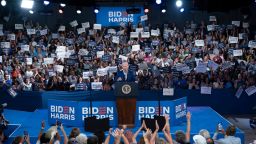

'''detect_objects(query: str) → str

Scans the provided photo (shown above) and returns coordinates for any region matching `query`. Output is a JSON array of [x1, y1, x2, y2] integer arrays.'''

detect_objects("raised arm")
[[186, 112, 191, 142], [150, 120, 159, 144], [104, 128, 112, 144], [132, 120, 146, 143], [37, 121, 45, 141], [59, 124, 68, 144]]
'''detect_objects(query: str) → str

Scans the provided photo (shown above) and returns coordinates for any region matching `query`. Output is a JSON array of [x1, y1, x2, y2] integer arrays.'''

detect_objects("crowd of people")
[[8, 113, 245, 144], [0, 19, 255, 92]]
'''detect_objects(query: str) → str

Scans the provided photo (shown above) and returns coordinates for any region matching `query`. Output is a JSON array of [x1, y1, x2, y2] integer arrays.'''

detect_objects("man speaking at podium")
[[115, 62, 135, 82]]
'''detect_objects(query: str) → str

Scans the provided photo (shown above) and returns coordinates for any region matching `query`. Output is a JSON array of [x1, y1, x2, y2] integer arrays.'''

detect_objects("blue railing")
[[0, 89, 255, 114]]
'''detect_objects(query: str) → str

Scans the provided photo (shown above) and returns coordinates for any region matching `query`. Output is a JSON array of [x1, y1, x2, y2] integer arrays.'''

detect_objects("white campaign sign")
[[141, 32, 150, 38], [242, 22, 249, 28], [93, 24, 102, 30], [43, 58, 54, 64], [40, 29, 48, 36], [82, 22, 90, 28], [233, 49, 243, 56], [15, 24, 23, 30], [151, 30, 159, 36], [77, 27, 85, 34], [27, 29, 36, 35], [108, 29, 116, 34], [248, 41, 256, 48], [52, 33, 59, 39], [207, 25, 215, 31], [83, 71, 93, 79], [245, 86, 256, 96], [232, 21, 240, 27], [56, 46, 66, 52], [26, 58, 32, 65], [140, 15, 148, 21], [136, 28, 143, 33], [58, 26, 65, 31], [201, 86, 212, 94], [195, 40, 204, 47], [1, 42, 10, 48], [112, 36, 119, 44], [7, 34, 15, 41], [119, 55, 128, 61], [132, 45, 140, 52], [108, 66, 118, 73], [21, 45, 30, 52], [54, 65, 64, 73], [208, 60, 219, 71], [235, 86, 243, 99], [163, 88, 174, 96], [70, 20, 78, 27], [97, 68, 108, 76], [91, 82, 103, 90], [97, 51, 104, 58], [228, 36, 238, 44], [209, 16, 216, 22], [130, 32, 139, 38], [196, 63, 207, 73]]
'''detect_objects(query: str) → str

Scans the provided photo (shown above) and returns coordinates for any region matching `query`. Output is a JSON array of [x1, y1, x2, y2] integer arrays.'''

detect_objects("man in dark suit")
[[115, 62, 135, 82]]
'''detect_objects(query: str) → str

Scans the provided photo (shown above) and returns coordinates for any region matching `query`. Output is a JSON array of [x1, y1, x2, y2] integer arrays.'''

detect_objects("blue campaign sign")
[[160, 100, 175, 125], [173, 97, 187, 125], [135, 101, 158, 127], [96, 7, 144, 26], [90, 101, 118, 127], [48, 100, 81, 127]]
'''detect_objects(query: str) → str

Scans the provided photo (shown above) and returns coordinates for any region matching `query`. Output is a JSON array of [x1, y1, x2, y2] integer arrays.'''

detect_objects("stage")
[[3, 107, 244, 144]]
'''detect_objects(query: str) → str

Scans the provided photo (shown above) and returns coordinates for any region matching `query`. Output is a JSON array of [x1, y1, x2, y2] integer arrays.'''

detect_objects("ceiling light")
[[1, 0, 6, 6], [21, 0, 34, 9], [156, 0, 162, 4], [176, 0, 183, 7], [29, 10, 34, 14], [43, 0, 49, 5], [60, 3, 66, 7]]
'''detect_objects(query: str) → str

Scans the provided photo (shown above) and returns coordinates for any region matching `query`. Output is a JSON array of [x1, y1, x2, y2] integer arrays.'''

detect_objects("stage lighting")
[[21, 0, 34, 9], [77, 9, 81, 14], [43, 0, 49, 5], [161, 8, 166, 13], [29, 10, 34, 14], [58, 8, 63, 14], [1, 0, 6, 6], [176, 0, 182, 7], [156, 0, 161, 4], [180, 8, 184, 12], [60, 3, 66, 7], [94, 8, 99, 14]]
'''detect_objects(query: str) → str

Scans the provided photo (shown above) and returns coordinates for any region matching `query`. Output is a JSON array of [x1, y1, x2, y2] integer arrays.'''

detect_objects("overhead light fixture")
[[144, 8, 149, 13], [21, 0, 34, 9], [176, 0, 182, 8], [161, 8, 166, 13], [76, 9, 81, 14], [156, 0, 162, 4], [180, 8, 184, 12], [58, 7, 64, 14], [29, 10, 34, 14], [60, 3, 66, 7], [1, 0, 6, 6], [94, 8, 99, 14], [43, 0, 49, 5]]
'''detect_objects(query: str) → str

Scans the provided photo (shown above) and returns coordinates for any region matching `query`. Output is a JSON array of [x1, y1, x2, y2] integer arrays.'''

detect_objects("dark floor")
[[225, 116, 256, 144]]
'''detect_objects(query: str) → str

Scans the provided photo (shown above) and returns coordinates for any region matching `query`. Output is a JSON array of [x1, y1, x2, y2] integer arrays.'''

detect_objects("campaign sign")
[[172, 97, 187, 125], [48, 100, 81, 127], [96, 7, 144, 26], [135, 101, 158, 126]]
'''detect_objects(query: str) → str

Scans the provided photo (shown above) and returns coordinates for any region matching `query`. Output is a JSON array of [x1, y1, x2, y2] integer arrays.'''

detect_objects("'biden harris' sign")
[[96, 7, 144, 26]]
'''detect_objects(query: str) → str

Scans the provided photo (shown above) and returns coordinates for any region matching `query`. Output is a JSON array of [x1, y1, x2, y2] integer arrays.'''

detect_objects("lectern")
[[114, 82, 138, 127]]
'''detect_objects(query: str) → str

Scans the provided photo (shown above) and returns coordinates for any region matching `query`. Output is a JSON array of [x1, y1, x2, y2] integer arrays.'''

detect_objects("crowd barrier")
[[0, 89, 255, 115]]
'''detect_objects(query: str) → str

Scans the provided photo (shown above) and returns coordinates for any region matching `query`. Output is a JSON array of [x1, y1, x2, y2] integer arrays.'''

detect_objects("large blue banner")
[[96, 7, 144, 26]]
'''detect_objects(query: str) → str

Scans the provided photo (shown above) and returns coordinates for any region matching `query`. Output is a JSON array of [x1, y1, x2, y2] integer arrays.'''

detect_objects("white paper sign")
[[27, 29, 36, 35], [209, 16, 216, 22], [49, 71, 56, 77], [70, 20, 78, 27], [141, 32, 150, 38], [140, 15, 148, 21], [228, 36, 238, 44], [132, 45, 140, 52], [112, 36, 119, 44], [245, 86, 256, 96], [242, 22, 249, 28], [196, 63, 207, 73], [119, 55, 128, 61], [54, 65, 64, 73], [207, 25, 215, 31], [58, 26, 65, 31], [83, 71, 93, 79], [136, 28, 143, 33], [151, 29, 159, 36], [108, 66, 118, 73], [43, 58, 54, 64], [26, 58, 32, 65], [195, 40, 204, 47], [93, 24, 102, 30], [0, 42, 10, 48], [21, 45, 30, 52], [201, 86, 212, 94], [40, 29, 48, 36], [52, 33, 59, 39], [163, 88, 174, 96], [0, 56, 2, 63], [130, 32, 139, 38], [248, 40, 256, 48], [91, 82, 103, 90], [208, 60, 219, 71], [7, 34, 15, 41], [56, 46, 66, 52], [77, 27, 85, 34], [97, 51, 104, 58], [108, 29, 116, 34], [82, 22, 90, 28], [15, 24, 23, 30], [232, 21, 240, 27], [97, 68, 108, 76], [78, 49, 88, 56], [235, 86, 243, 99], [233, 49, 243, 56]]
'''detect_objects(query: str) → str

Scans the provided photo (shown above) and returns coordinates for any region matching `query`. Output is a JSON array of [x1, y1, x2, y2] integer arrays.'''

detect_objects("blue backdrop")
[[96, 7, 144, 26]]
